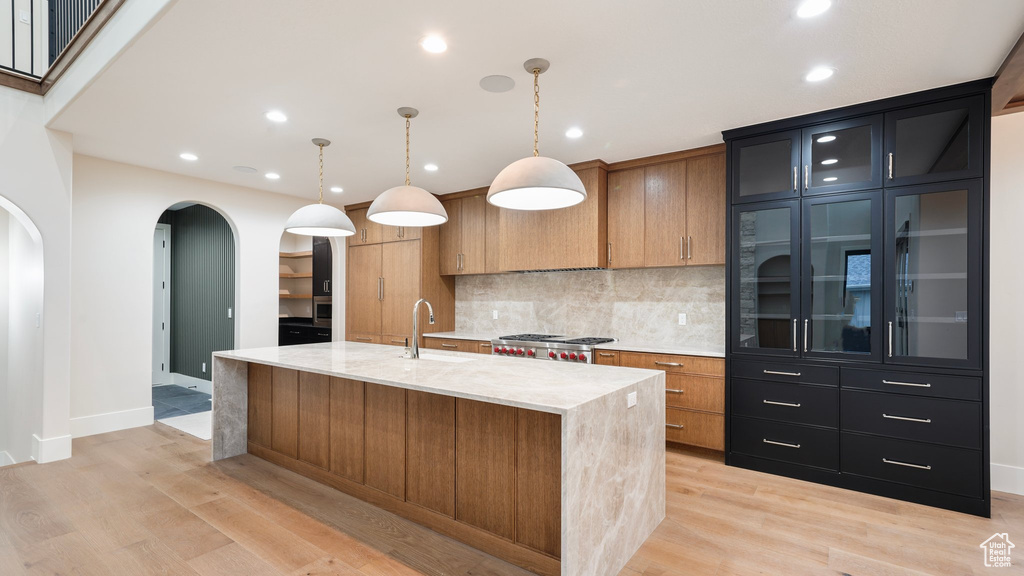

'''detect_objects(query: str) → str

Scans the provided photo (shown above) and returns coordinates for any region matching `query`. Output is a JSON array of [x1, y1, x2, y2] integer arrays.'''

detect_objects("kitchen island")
[[211, 341, 665, 576]]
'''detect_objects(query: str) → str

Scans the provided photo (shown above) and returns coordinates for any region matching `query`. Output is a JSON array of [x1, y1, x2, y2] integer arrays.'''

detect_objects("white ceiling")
[[50, 0, 1024, 206]]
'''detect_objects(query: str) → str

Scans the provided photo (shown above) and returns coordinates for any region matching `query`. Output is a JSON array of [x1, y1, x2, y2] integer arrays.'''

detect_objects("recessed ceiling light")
[[330, 186, 343, 193], [805, 66, 835, 82], [821, 159, 838, 165], [479, 75, 515, 93], [565, 127, 583, 139], [265, 172, 280, 180], [816, 135, 837, 143], [179, 152, 198, 161], [232, 165, 258, 174], [797, 0, 832, 18], [823, 177, 838, 182], [265, 110, 287, 123], [424, 163, 438, 172], [420, 35, 447, 53]]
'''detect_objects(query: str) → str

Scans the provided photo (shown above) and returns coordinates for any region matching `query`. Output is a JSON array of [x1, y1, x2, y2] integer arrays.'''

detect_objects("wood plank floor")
[[0, 424, 1021, 575]]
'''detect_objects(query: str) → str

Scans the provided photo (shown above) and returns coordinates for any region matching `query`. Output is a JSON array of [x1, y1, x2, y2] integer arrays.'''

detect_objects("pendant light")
[[284, 139, 356, 237], [367, 108, 448, 227], [487, 58, 586, 211]]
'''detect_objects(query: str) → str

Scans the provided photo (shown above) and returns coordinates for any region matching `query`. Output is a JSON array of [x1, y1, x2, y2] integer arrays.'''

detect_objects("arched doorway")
[[151, 202, 236, 440], [0, 197, 45, 467]]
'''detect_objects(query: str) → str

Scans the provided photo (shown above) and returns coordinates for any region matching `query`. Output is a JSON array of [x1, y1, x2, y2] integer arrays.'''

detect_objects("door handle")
[[887, 153, 894, 180], [888, 321, 893, 358], [883, 458, 930, 471], [378, 277, 383, 300], [803, 165, 809, 190], [763, 439, 800, 449], [679, 237, 684, 260], [792, 318, 798, 352], [441, 343, 458, 348], [763, 400, 801, 408], [666, 423, 685, 429], [793, 166, 798, 191], [654, 361, 682, 367], [763, 369, 802, 377], [882, 379, 931, 388], [687, 236, 692, 260], [666, 388, 685, 394], [883, 413, 932, 424], [803, 319, 808, 353], [607, 242, 612, 266]]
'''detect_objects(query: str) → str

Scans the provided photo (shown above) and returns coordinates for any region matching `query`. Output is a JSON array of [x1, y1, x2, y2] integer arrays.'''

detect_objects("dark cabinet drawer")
[[279, 325, 332, 346], [732, 359, 838, 386], [840, 390, 981, 449], [841, 367, 980, 401], [731, 416, 838, 471], [841, 433, 982, 498], [732, 379, 837, 428]]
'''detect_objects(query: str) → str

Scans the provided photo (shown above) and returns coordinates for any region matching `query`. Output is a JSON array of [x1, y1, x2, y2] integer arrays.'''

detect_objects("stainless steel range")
[[490, 334, 616, 364]]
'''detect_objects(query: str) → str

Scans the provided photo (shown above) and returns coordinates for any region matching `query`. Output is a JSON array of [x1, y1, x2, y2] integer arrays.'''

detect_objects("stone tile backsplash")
[[455, 266, 725, 347]]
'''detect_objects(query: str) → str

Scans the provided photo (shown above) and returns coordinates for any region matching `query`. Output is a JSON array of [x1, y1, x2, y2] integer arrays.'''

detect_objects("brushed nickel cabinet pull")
[[888, 321, 893, 357], [887, 153, 894, 180], [883, 458, 931, 471], [654, 361, 682, 367], [763, 400, 801, 408], [379, 277, 384, 300], [666, 388, 685, 394], [355, 337, 371, 342], [687, 236, 692, 259], [607, 242, 612, 265], [803, 319, 809, 353], [598, 353, 616, 357], [391, 339, 405, 344], [792, 318, 797, 351], [680, 237, 684, 260], [480, 343, 491, 348], [666, 423, 685, 429], [883, 413, 932, 424], [882, 379, 932, 388], [793, 166, 798, 191], [441, 343, 459, 348], [803, 165, 809, 190], [763, 369, 802, 377], [763, 439, 800, 449]]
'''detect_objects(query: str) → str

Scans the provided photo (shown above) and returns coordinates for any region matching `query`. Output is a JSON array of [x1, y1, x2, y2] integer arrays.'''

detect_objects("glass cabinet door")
[[884, 96, 984, 187], [731, 200, 800, 356], [802, 116, 883, 195], [885, 181, 982, 368], [731, 130, 801, 203], [801, 191, 882, 361]]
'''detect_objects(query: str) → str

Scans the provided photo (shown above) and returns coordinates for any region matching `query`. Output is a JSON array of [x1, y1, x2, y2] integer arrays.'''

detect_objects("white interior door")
[[153, 224, 171, 385]]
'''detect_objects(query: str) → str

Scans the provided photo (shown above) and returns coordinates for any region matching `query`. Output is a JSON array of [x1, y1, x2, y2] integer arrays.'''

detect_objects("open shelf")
[[279, 251, 313, 259], [279, 294, 313, 299], [280, 272, 313, 279]]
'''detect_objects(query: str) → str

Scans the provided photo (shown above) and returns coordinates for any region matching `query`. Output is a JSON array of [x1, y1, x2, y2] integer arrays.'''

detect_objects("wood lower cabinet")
[[347, 333, 381, 344], [346, 244, 383, 335], [423, 337, 493, 354], [246, 364, 562, 575], [609, 350, 726, 451]]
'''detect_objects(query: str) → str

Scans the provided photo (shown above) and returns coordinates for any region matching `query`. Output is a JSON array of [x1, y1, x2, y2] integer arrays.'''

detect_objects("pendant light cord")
[[533, 68, 540, 157], [405, 115, 412, 186], [317, 143, 325, 204]]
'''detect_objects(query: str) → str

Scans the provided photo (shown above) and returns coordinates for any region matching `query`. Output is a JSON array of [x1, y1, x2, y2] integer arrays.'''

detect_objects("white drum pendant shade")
[[367, 184, 448, 227], [487, 156, 587, 210], [285, 203, 356, 237]]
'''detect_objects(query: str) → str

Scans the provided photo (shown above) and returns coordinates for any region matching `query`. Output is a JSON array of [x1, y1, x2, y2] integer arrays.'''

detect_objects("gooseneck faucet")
[[411, 298, 435, 359]]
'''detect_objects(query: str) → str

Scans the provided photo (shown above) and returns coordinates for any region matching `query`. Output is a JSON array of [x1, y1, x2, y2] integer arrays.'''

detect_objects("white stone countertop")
[[214, 341, 663, 415], [422, 331, 725, 358]]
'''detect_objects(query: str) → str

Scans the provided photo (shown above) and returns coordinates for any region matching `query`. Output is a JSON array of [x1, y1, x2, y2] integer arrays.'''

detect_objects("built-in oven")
[[313, 297, 332, 328]]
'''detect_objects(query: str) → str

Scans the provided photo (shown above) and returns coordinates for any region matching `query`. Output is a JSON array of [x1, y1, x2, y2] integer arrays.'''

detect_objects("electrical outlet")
[[202, 362, 207, 373], [678, 313, 687, 326], [18, 10, 30, 24], [228, 307, 233, 319], [627, 391, 637, 408], [492, 310, 498, 320]]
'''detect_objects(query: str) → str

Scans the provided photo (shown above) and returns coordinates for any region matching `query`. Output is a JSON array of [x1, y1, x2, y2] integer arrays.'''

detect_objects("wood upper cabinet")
[[381, 240, 421, 336], [607, 168, 645, 269], [383, 225, 421, 243], [346, 244, 382, 336], [644, 160, 688, 267], [485, 201, 501, 273], [685, 153, 727, 266], [438, 194, 487, 276], [347, 208, 382, 245]]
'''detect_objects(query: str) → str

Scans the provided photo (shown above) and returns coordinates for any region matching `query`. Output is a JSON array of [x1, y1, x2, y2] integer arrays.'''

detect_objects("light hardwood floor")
[[1, 424, 1021, 575]]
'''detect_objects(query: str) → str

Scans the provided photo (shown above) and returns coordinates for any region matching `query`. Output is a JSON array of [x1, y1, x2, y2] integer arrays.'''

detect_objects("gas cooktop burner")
[[499, 334, 564, 341], [564, 337, 616, 345], [490, 334, 617, 363]]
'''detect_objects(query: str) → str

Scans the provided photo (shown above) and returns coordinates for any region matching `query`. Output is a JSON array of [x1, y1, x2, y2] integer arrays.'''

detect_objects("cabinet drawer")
[[466, 340, 493, 354], [731, 416, 838, 471], [841, 433, 982, 498], [841, 367, 981, 401], [425, 338, 463, 351], [594, 350, 619, 366], [619, 352, 724, 376], [841, 390, 981, 449], [383, 334, 412, 347], [348, 333, 381, 344], [732, 359, 838, 386], [732, 379, 837, 428], [666, 409, 723, 450], [665, 375, 723, 413]]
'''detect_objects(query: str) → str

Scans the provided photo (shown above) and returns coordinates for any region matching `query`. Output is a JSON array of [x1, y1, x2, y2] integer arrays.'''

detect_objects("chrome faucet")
[[411, 298, 435, 359]]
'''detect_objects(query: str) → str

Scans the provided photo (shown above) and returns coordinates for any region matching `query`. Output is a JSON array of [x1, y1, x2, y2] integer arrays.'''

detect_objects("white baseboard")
[[166, 373, 212, 395], [31, 434, 72, 463], [0, 451, 13, 467], [992, 463, 1024, 496], [70, 406, 154, 439]]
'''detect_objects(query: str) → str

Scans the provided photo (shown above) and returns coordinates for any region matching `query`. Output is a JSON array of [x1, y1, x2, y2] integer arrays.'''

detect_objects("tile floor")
[[152, 384, 211, 419]]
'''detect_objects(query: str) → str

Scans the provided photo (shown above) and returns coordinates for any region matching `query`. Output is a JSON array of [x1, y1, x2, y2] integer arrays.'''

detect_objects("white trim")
[[69, 406, 154, 439], [31, 434, 72, 463], [0, 451, 13, 467], [167, 373, 212, 395], [992, 463, 1024, 496]]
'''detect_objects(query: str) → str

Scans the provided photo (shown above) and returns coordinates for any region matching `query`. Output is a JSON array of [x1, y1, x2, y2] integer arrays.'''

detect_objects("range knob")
[[527, 349, 535, 357], [501, 347, 508, 354], [516, 348, 524, 356], [548, 351, 556, 359], [560, 352, 568, 359], [569, 353, 577, 360], [578, 353, 587, 362]]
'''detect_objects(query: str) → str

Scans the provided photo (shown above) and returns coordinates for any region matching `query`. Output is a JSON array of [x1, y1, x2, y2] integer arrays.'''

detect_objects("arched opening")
[[151, 202, 237, 440], [0, 196, 45, 467], [278, 231, 335, 345]]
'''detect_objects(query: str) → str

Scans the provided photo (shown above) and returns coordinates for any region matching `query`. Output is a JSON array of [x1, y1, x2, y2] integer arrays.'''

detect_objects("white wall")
[[0, 213, 8, 462], [990, 112, 1024, 495], [70, 154, 346, 436]]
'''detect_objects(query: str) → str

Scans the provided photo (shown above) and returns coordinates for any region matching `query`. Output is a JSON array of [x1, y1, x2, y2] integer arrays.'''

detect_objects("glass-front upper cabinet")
[[884, 96, 984, 187], [885, 180, 982, 369], [801, 116, 883, 195], [801, 191, 882, 361], [731, 200, 800, 356], [731, 130, 801, 203]]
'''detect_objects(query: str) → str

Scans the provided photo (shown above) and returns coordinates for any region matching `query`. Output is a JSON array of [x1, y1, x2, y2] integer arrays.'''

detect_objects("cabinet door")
[[731, 130, 801, 203], [485, 201, 502, 273], [884, 96, 984, 187], [312, 236, 332, 297], [644, 161, 688, 267], [347, 208, 382, 245], [346, 244, 382, 335], [406, 391, 456, 517], [297, 371, 330, 469], [607, 168, 645, 269], [801, 191, 882, 361], [438, 199, 461, 275], [382, 225, 403, 243], [460, 195, 487, 274], [381, 240, 421, 336], [329, 377, 364, 483], [884, 180, 982, 369], [731, 200, 800, 356], [801, 115, 883, 195], [270, 367, 299, 459], [686, 153, 726, 265], [364, 383, 406, 499]]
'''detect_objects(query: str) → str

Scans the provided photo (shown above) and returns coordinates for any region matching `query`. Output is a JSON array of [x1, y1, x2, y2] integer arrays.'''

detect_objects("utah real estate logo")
[[980, 533, 1014, 568]]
